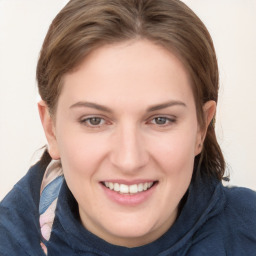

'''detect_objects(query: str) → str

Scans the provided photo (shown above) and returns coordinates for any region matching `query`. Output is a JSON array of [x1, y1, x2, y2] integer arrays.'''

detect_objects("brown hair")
[[37, 0, 226, 180]]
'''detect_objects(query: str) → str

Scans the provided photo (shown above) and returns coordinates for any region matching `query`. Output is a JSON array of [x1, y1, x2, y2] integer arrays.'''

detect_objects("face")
[[40, 40, 214, 247]]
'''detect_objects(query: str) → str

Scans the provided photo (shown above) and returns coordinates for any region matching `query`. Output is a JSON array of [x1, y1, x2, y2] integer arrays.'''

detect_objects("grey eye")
[[88, 117, 103, 125], [154, 117, 168, 125]]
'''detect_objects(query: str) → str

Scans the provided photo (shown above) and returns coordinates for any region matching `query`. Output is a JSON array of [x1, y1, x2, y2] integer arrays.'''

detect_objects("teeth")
[[119, 184, 129, 194], [109, 182, 114, 190], [138, 183, 144, 192], [129, 184, 138, 194], [114, 183, 119, 192], [148, 182, 153, 188], [103, 182, 154, 194]]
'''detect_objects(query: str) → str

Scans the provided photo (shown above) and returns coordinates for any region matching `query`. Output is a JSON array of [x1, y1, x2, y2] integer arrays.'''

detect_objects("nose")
[[110, 123, 149, 173]]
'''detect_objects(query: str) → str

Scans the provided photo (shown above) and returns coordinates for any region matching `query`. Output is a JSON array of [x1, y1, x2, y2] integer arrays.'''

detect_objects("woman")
[[0, 0, 255, 255]]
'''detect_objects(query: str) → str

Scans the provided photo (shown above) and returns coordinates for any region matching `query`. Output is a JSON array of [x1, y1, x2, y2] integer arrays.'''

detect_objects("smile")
[[102, 181, 156, 194]]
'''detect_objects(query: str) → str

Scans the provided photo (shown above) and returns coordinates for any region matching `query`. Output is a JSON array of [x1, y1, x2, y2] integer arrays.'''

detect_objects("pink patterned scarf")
[[39, 160, 64, 255]]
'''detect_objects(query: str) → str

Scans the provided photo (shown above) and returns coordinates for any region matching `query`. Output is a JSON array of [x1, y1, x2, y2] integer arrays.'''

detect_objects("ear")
[[203, 100, 216, 132], [38, 100, 60, 160], [195, 100, 216, 155]]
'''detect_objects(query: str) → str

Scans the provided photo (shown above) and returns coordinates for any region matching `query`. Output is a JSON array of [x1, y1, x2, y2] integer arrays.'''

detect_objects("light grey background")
[[0, 0, 255, 200]]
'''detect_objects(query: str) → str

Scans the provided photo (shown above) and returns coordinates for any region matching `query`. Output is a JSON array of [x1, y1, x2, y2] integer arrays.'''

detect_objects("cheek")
[[56, 126, 108, 181], [56, 132, 109, 207], [151, 128, 198, 172], [146, 129, 197, 226]]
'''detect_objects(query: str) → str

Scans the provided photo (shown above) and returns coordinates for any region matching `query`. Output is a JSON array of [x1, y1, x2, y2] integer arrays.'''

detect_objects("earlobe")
[[38, 100, 60, 160]]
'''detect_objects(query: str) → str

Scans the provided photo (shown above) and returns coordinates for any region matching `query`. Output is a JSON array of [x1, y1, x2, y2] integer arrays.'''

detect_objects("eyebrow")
[[146, 100, 187, 112], [70, 100, 186, 113], [70, 101, 113, 113]]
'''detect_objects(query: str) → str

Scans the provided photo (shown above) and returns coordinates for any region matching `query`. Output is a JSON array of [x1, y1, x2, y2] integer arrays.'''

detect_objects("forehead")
[[60, 39, 194, 109]]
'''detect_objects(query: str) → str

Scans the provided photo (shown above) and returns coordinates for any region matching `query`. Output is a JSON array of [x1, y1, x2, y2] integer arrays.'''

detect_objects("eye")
[[80, 117, 106, 127], [153, 117, 169, 125], [148, 116, 176, 126]]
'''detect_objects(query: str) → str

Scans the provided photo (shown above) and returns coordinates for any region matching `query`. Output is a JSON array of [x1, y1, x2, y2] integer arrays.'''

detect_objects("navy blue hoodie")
[[1, 155, 256, 255]]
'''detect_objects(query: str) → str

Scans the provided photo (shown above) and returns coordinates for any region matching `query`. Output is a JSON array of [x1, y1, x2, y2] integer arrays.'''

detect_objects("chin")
[[99, 214, 165, 247]]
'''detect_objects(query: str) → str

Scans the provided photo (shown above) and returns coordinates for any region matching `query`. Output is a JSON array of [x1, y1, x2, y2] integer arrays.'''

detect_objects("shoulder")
[[1, 159, 45, 210], [1, 150, 50, 209], [0, 157, 49, 255], [223, 185, 256, 216], [221, 185, 256, 253], [189, 184, 256, 255], [222, 185, 256, 231], [221, 185, 256, 230]]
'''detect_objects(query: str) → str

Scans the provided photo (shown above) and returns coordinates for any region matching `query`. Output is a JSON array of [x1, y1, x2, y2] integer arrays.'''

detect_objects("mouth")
[[101, 181, 158, 195]]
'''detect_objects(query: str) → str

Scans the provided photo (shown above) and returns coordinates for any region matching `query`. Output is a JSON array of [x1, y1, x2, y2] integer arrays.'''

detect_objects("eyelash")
[[79, 115, 176, 128]]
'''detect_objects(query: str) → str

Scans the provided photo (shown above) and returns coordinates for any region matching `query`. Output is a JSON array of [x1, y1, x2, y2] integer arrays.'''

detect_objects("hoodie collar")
[[52, 173, 225, 256]]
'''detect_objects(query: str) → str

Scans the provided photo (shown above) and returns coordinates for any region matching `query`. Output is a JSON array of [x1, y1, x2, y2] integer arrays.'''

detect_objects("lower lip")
[[100, 183, 157, 206]]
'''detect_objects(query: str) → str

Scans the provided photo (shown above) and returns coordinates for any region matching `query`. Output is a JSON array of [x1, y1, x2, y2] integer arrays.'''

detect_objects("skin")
[[39, 39, 215, 247]]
